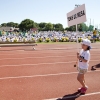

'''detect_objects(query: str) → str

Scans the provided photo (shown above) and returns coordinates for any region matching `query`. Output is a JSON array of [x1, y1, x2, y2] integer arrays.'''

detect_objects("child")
[[77, 38, 91, 94]]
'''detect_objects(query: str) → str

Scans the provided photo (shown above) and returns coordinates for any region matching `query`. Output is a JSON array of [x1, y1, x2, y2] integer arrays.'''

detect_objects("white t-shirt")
[[78, 49, 90, 69]]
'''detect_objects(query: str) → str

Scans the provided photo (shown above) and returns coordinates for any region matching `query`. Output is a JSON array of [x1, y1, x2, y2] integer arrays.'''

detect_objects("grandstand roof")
[[0, 27, 19, 31]]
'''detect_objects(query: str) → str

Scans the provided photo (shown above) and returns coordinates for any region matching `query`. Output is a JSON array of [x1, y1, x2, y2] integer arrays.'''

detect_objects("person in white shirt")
[[77, 39, 91, 94]]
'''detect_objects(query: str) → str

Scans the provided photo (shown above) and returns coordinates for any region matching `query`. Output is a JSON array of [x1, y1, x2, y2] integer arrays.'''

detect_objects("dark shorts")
[[93, 35, 97, 39]]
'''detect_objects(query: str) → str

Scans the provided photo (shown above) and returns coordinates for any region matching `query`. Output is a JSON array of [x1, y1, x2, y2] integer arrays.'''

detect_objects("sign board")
[[67, 4, 86, 27]]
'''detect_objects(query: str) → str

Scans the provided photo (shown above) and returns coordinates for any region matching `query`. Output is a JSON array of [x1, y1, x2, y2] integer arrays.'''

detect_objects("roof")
[[30, 28, 38, 31], [0, 27, 19, 31]]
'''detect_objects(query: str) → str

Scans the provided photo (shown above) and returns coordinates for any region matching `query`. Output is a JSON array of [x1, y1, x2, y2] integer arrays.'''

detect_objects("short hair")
[[87, 46, 91, 50]]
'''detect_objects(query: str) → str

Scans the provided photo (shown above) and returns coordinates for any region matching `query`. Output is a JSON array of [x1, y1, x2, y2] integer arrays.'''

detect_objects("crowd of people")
[[0, 30, 100, 43]]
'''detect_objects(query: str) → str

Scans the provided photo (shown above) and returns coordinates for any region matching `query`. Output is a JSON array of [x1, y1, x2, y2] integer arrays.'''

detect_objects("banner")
[[67, 4, 87, 27]]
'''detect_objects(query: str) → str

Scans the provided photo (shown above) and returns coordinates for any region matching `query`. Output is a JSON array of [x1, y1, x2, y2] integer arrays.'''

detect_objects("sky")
[[0, 0, 100, 28]]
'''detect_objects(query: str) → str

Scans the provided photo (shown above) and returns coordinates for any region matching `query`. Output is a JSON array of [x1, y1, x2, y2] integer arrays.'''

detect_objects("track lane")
[[0, 71, 99, 100]]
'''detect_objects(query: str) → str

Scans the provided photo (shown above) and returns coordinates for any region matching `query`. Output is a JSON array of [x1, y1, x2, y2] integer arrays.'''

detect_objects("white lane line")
[[82, 92, 100, 96], [0, 50, 99, 56], [0, 60, 99, 68], [0, 70, 99, 80], [0, 51, 74, 55], [0, 61, 76, 67], [0, 55, 76, 60], [0, 54, 99, 60], [44, 92, 100, 100]]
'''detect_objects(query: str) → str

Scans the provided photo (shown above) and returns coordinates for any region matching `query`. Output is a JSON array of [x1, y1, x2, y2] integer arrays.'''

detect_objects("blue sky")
[[0, 0, 100, 28]]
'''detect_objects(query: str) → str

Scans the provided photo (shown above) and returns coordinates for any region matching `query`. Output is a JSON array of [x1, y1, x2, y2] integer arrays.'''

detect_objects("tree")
[[34, 22, 40, 29], [65, 27, 69, 31], [38, 22, 47, 31], [88, 25, 94, 31], [13, 23, 19, 28], [19, 19, 35, 31], [85, 26, 89, 32], [7, 22, 14, 27], [78, 24, 82, 31], [1, 23, 7, 27], [54, 23, 64, 31], [1, 22, 19, 28], [45, 23, 53, 31], [64, 26, 75, 31], [65, 24, 88, 32], [78, 23, 89, 32], [6, 22, 19, 28], [68, 25, 76, 31]]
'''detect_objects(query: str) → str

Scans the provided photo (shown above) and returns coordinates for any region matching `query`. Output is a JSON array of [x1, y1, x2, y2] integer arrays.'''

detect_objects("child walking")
[[77, 39, 91, 94]]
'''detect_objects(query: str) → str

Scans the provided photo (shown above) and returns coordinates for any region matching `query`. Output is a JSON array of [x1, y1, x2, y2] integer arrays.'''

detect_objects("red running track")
[[0, 43, 100, 100]]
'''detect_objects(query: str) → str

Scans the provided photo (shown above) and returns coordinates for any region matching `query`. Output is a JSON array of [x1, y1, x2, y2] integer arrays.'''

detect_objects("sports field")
[[0, 43, 100, 100]]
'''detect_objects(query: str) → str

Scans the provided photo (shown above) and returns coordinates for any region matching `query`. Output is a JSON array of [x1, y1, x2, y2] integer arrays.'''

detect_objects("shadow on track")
[[91, 63, 100, 71], [56, 91, 82, 100]]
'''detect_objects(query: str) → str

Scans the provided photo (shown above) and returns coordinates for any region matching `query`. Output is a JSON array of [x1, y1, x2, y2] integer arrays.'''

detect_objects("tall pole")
[[75, 4, 80, 52], [93, 19, 94, 29], [76, 24, 79, 52], [93, 19, 94, 26], [90, 19, 91, 25], [97, 24, 98, 29], [74, 4, 80, 67]]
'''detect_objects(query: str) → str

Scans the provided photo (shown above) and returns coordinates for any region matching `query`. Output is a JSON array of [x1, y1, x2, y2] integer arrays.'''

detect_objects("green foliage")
[[1, 19, 95, 32], [65, 23, 93, 32], [88, 25, 94, 31], [39, 23, 46, 28], [65, 27, 69, 31], [78, 23, 89, 32], [19, 19, 35, 31], [53, 23, 64, 31], [1, 22, 19, 28], [1, 23, 7, 27], [38, 22, 46, 31], [45, 23, 53, 31], [68, 25, 76, 31], [0, 21, 64, 31], [34, 22, 39, 29], [7, 22, 19, 27], [78, 24, 82, 31]]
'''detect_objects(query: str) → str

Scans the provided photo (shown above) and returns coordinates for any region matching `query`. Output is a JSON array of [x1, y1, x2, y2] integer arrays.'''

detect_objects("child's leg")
[[77, 73, 86, 88], [83, 76, 85, 83]]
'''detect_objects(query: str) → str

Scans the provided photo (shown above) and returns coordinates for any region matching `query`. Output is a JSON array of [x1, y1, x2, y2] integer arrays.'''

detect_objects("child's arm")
[[77, 56, 87, 62], [77, 52, 88, 62]]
